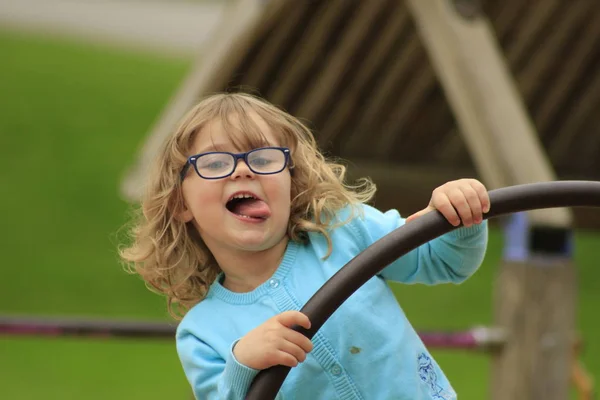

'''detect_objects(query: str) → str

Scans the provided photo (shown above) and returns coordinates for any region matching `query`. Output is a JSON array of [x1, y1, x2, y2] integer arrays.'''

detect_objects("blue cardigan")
[[176, 204, 488, 399]]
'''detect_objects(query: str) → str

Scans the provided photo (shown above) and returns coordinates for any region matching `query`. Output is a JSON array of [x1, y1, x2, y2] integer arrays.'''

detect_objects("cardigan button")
[[268, 278, 280, 288], [330, 364, 342, 376]]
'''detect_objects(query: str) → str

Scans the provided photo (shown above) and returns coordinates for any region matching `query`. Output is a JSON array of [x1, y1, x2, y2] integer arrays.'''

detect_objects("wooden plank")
[[579, 113, 600, 172], [434, 0, 538, 166], [375, 64, 436, 157], [504, 0, 561, 65], [405, 0, 572, 228], [579, 114, 600, 174], [409, 92, 459, 164], [436, 0, 576, 170], [488, 0, 529, 41], [242, 1, 312, 90], [534, 8, 600, 135], [342, 31, 420, 156], [549, 70, 600, 165], [294, 1, 388, 123], [433, 128, 466, 164], [434, 0, 553, 166], [268, 0, 350, 108], [345, 159, 473, 191], [405, 0, 511, 190], [491, 261, 576, 400], [120, 0, 274, 201], [516, 1, 592, 106], [317, 1, 408, 147]]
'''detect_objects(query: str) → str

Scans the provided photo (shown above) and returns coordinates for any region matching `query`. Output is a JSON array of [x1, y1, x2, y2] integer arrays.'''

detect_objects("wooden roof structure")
[[122, 0, 600, 227]]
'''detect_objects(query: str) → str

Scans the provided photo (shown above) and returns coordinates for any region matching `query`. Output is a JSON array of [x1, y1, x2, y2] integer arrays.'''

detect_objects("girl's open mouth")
[[225, 193, 271, 221]]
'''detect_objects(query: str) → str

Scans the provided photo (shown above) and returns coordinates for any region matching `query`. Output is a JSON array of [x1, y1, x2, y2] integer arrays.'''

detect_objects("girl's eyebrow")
[[196, 141, 275, 154], [195, 143, 230, 153]]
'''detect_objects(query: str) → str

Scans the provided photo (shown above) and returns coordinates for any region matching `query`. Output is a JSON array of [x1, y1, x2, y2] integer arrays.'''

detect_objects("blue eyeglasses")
[[180, 147, 292, 181]]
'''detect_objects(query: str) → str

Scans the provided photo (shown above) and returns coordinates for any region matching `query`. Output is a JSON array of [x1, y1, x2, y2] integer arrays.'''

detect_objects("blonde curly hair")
[[119, 92, 376, 319]]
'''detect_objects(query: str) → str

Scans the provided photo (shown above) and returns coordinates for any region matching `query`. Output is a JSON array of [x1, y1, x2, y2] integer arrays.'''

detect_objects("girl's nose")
[[230, 159, 255, 179]]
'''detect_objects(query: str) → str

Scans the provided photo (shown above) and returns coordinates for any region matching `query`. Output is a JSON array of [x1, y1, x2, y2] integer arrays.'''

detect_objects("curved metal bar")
[[246, 180, 600, 399], [0, 315, 176, 339]]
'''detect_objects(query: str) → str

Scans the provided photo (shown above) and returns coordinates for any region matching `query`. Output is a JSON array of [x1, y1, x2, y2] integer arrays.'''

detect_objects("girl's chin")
[[228, 232, 287, 253]]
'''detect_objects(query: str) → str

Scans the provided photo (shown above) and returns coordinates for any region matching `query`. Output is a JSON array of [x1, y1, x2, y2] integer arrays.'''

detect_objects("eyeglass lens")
[[195, 148, 286, 178]]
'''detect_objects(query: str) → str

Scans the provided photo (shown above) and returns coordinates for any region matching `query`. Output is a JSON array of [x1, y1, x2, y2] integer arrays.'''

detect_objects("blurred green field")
[[0, 30, 597, 399]]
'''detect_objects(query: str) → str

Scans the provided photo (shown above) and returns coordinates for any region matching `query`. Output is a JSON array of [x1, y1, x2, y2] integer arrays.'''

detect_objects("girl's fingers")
[[283, 329, 314, 354], [433, 191, 461, 226], [277, 311, 311, 330], [415, 179, 490, 227], [446, 188, 472, 226], [460, 185, 482, 224], [276, 351, 301, 368], [279, 340, 309, 364], [469, 180, 491, 213]]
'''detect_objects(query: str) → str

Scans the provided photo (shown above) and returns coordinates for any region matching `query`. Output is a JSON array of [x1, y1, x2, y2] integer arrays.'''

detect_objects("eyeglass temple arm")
[[180, 160, 193, 181]]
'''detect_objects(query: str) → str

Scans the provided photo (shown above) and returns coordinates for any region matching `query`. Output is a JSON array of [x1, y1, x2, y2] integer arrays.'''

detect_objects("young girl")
[[120, 92, 489, 400]]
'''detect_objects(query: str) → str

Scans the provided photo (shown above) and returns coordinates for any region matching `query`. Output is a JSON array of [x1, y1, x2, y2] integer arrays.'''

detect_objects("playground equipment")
[[2, 181, 598, 399], [115, 3, 599, 396], [0, 316, 505, 350], [245, 180, 600, 399]]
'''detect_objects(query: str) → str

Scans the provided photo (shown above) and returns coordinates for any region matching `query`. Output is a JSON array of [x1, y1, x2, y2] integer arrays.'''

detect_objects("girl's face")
[[180, 112, 292, 257]]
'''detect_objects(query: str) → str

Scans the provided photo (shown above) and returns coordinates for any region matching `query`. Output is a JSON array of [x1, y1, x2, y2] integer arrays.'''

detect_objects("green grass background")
[[0, 29, 597, 399]]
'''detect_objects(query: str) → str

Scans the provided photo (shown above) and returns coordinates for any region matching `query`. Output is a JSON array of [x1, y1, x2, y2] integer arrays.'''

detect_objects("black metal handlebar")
[[245, 180, 600, 399]]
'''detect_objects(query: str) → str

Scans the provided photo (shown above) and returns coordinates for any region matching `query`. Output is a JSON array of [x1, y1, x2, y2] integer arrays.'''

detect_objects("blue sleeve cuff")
[[446, 220, 488, 240], [221, 340, 260, 392]]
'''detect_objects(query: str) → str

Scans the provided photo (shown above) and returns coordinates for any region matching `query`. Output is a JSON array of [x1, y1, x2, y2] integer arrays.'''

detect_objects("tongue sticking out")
[[230, 199, 271, 219]]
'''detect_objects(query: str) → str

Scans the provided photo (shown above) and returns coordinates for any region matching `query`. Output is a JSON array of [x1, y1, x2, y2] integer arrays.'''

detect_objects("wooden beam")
[[407, 89, 458, 163], [491, 261, 576, 400], [119, 0, 272, 201], [317, 2, 408, 147], [342, 30, 420, 156], [549, 69, 600, 166], [268, 0, 350, 108], [242, 1, 311, 90], [534, 8, 600, 136], [405, 0, 572, 228], [346, 160, 477, 215], [434, 0, 536, 167], [579, 114, 600, 173], [488, 0, 529, 41], [504, 0, 561, 66], [293, 1, 388, 123], [345, 159, 475, 188], [375, 63, 437, 157], [516, 1, 591, 110], [433, 128, 466, 164]]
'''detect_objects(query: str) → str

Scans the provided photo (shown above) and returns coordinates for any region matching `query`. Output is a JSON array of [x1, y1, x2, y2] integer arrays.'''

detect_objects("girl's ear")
[[177, 204, 194, 223]]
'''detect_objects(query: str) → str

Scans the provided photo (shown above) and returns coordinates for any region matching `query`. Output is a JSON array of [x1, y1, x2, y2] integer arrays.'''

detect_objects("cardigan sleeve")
[[349, 204, 488, 284], [176, 326, 286, 400], [176, 328, 259, 400]]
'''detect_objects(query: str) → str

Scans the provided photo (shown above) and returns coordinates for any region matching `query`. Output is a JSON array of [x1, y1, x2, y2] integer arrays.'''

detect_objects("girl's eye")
[[207, 161, 225, 169], [198, 157, 231, 170], [251, 157, 272, 166]]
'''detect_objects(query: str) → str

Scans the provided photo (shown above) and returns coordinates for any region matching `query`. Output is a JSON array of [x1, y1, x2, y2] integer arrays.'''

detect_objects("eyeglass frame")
[[180, 146, 293, 181]]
